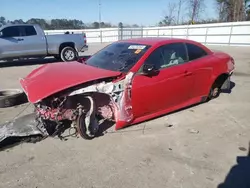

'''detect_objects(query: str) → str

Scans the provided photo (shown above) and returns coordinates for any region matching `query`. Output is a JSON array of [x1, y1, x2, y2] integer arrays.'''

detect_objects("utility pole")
[[99, 0, 102, 28]]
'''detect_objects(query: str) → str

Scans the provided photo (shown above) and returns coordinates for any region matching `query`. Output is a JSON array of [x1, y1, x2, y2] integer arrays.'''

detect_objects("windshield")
[[85, 42, 151, 72]]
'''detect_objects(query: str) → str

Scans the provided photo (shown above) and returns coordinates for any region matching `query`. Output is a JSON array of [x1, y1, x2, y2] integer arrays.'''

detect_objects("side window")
[[144, 47, 165, 70], [161, 43, 188, 68], [1, 26, 21, 37], [143, 43, 188, 70], [23, 26, 37, 36], [186, 43, 207, 61]]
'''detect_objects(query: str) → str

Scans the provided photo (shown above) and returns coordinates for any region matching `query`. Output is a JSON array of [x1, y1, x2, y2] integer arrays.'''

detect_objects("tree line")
[[159, 0, 250, 26], [0, 17, 140, 29], [1, 0, 250, 30], [217, 0, 250, 22]]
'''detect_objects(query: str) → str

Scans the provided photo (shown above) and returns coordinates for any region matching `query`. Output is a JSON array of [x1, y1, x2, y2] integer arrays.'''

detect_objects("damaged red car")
[[20, 37, 235, 139]]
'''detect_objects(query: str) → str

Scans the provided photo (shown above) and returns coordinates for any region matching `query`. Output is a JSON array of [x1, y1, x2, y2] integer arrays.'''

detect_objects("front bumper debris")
[[221, 70, 234, 90], [0, 113, 47, 143]]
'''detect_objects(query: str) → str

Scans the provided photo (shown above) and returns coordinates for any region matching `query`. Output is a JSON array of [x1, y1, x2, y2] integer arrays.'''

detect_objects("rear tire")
[[207, 82, 221, 101], [60, 46, 77, 62]]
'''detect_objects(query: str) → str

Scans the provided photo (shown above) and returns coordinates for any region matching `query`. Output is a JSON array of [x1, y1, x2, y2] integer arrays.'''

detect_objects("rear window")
[[86, 42, 151, 72], [24, 26, 37, 36], [186, 43, 207, 61]]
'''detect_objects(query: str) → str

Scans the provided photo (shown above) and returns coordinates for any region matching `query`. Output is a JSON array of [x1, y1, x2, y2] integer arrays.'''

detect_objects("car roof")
[[118, 37, 190, 46]]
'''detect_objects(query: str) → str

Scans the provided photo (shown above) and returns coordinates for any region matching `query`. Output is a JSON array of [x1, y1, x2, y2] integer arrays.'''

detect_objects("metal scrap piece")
[[0, 113, 45, 143]]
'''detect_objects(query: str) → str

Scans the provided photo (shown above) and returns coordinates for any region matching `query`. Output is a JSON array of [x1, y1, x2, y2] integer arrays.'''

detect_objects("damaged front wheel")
[[76, 96, 99, 140], [76, 113, 98, 140]]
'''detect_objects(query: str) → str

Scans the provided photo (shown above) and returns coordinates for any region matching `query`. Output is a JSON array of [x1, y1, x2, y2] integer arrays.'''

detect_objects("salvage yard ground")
[[0, 43, 250, 188]]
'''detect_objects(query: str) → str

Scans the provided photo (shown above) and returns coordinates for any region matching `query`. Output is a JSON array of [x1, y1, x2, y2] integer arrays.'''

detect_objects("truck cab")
[[0, 24, 47, 60], [0, 24, 88, 62]]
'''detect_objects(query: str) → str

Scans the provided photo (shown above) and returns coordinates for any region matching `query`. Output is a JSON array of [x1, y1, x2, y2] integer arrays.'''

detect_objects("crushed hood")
[[20, 61, 121, 103]]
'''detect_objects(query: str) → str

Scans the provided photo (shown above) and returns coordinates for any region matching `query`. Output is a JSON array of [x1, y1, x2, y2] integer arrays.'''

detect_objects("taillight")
[[227, 57, 235, 72], [83, 33, 87, 44], [231, 57, 235, 65]]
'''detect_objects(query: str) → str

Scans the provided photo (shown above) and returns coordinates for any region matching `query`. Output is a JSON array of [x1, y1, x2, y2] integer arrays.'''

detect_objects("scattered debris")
[[206, 177, 214, 181], [239, 147, 247, 151], [0, 112, 59, 149], [28, 156, 35, 161], [0, 113, 46, 144], [0, 135, 44, 151], [165, 123, 173, 128], [188, 129, 199, 134], [203, 153, 209, 158]]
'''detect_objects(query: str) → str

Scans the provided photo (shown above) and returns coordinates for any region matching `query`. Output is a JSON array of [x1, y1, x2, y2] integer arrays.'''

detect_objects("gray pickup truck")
[[0, 24, 88, 62]]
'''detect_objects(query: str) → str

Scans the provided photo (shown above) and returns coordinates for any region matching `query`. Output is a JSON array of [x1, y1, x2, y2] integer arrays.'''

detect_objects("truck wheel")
[[60, 46, 77, 62], [0, 89, 28, 108]]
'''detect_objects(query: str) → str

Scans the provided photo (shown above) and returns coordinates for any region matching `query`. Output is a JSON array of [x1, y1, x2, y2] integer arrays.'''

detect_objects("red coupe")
[[20, 37, 235, 139]]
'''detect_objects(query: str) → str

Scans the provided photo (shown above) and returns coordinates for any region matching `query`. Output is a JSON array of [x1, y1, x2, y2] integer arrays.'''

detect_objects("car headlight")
[[97, 82, 114, 93]]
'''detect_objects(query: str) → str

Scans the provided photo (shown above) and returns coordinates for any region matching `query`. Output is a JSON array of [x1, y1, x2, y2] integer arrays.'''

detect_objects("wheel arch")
[[58, 42, 76, 54], [205, 72, 230, 100], [68, 91, 117, 121], [212, 73, 229, 88]]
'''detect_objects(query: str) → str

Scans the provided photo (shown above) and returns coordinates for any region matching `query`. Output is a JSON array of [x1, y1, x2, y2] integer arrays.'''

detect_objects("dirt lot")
[[0, 43, 250, 188]]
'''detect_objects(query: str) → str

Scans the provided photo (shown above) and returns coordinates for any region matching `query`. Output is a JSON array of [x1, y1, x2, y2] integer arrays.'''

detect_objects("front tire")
[[76, 96, 99, 140], [76, 113, 96, 140], [60, 46, 77, 62]]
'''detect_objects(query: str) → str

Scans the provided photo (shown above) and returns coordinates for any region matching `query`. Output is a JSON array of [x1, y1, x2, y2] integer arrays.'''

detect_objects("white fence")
[[44, 21, 250, 46]]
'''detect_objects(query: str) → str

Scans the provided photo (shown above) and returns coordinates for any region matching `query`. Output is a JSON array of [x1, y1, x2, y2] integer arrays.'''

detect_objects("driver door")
[[131, 42, 194, 119], [0, 26, 24, 59]]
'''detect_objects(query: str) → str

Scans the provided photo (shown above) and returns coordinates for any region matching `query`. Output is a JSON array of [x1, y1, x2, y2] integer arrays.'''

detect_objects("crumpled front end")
[[31, 72, 136, 139]]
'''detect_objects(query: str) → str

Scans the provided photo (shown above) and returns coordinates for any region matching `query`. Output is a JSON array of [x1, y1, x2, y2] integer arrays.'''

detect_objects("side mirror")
[[142, 64, 158, 75], [0, 31, 3, 37]]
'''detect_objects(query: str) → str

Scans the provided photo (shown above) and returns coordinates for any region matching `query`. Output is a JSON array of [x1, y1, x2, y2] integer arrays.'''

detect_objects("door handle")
[[17, 38, 24, 41]]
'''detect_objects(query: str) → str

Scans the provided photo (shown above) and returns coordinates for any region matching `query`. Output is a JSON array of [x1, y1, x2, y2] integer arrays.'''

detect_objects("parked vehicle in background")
[[0, 24, 88, 62]]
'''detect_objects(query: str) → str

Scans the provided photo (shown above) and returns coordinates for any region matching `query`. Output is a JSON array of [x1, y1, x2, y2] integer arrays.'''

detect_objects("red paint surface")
[[20, 62, 121, 103], [115, 38, 234, 129]]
